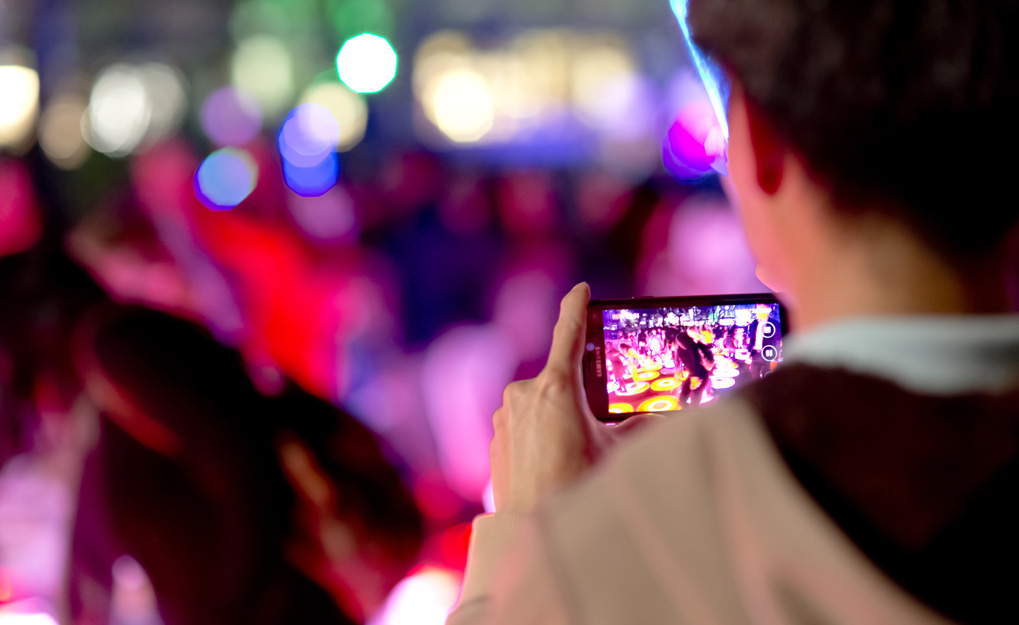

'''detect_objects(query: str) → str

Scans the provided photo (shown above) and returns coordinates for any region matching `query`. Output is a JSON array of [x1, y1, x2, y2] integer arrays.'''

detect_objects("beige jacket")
[[448, 398, 953, 625]]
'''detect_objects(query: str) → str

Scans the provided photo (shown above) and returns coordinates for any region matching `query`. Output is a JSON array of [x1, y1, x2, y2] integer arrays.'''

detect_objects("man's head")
[[685, 0, 1019, 256]]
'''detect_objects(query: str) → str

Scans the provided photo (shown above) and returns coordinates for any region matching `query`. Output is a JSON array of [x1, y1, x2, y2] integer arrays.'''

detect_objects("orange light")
[[650, 378, 679, 392], [638, 396, 680, 412]]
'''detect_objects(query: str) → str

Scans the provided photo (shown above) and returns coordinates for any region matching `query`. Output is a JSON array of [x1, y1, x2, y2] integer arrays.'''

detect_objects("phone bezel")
[[584, 293, 788, 422]]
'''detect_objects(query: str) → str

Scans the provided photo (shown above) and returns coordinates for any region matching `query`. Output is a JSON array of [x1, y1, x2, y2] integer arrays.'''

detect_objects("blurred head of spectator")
[[72, 306, 423, 625]]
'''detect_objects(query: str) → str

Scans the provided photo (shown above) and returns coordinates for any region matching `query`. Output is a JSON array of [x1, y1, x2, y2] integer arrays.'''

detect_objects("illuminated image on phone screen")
[[601, 302, 783, 416]]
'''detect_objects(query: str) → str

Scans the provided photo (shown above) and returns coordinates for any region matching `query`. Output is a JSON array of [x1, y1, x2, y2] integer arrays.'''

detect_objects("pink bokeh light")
[[662, 99, 723, 180], [638, 194, 765, 296]]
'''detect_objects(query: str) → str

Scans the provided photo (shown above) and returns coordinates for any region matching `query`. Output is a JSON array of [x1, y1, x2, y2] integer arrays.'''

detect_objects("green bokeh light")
[[328, 0, 395, 40]]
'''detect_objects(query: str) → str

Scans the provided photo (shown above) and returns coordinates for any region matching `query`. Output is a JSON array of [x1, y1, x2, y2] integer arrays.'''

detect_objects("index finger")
[[545, 282, 590, 378]]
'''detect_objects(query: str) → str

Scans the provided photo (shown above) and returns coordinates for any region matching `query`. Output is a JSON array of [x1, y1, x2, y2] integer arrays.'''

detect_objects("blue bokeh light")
[[283, 152, 340, 197], [195, 148, 258, 210], [279, 103, 341, 196]]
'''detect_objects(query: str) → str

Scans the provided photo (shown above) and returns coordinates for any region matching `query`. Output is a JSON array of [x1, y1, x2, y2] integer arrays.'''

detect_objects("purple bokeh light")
[[200, 87, 263, 146], [662, 101, 721, 180]]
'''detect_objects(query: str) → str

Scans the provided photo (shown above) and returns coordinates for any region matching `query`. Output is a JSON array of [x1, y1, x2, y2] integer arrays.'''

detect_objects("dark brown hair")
[[688, 0, 1019, 254]]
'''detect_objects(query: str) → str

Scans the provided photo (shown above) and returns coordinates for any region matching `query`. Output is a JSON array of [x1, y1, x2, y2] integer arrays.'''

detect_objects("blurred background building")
[[0, 0, 765, 623]]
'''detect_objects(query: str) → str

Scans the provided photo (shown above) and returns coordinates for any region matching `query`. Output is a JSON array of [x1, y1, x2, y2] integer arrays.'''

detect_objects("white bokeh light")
[[423, 68, 494, 143], [0, 599, 59, 625], [0, 614, 58, 625], [86, 64, 153, 157], [138, 62, 188, 143], [0, 65, 39, 150], [336, 33, 398, 94], [370, 567, 461, 625]]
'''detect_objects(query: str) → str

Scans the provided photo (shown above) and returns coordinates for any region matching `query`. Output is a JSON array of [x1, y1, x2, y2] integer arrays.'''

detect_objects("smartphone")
[[583, 293, 788, 422]]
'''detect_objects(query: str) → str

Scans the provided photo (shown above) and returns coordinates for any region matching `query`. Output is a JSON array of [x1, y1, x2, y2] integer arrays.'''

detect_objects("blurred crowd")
[[0, 131, 764, 623]]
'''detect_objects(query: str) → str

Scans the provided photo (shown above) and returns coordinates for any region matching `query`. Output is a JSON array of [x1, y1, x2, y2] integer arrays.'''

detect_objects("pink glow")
[[0, 457, 74, 604], [422, 325, 518, 500], [664, 195, 762, 294], [639, 194, 765, 296], [496, 170, 558, 237], [132, 139, 201, 216], [491, 270, 558, 365], [0, 161, 41, 258], [369, 567, 461, 625], [576, 170, 631, 234], [0, 568, 10, 602], [437, 523, 472, 571], [662, 99, 720, 180], [438, 174, 491, 236], [482, 480, 495, 513], [287, 184, 359, 243], [412, 471, 463, 522]]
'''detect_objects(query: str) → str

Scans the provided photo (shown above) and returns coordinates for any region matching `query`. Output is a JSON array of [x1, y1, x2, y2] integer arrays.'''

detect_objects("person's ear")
[[741, 93, 786, 196]]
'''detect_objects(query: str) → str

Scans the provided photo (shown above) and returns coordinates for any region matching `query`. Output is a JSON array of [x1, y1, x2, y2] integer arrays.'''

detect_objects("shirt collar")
[[782, 315, 1019, 395]]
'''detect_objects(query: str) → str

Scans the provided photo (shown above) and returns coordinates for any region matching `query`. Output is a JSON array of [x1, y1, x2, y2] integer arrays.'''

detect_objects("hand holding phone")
[[583, 294, 788, 422], [490, 284, 661, 512]]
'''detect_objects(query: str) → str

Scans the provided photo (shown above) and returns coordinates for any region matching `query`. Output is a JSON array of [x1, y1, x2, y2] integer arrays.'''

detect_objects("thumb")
[[545, 283, 590, 380]]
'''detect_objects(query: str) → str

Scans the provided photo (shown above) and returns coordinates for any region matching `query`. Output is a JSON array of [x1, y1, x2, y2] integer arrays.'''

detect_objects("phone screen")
[[584, 294, 787, 421]]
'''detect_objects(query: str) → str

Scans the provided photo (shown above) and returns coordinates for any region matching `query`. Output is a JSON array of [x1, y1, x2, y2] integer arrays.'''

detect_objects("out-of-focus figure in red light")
[[0, 160, 41, 258], [69, 307, 423, 625]]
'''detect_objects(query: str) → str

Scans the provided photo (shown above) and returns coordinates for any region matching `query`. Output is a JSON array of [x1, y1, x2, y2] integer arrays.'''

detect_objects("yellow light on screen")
[[423, 68, 495, 143], [40, 93, 90, 169], [300, 81, 368, 152], [231, 35, 295, 117], [0, 65, 40, 150]]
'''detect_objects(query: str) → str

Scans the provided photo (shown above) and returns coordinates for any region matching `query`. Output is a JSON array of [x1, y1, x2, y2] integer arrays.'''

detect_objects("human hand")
[[490, 283, 660, 513]]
